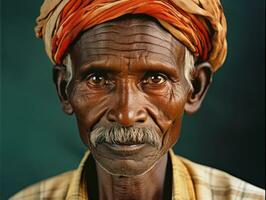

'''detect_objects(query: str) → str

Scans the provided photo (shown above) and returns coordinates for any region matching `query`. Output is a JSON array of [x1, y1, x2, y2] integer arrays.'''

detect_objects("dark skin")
[[54, 16, 212, 200]]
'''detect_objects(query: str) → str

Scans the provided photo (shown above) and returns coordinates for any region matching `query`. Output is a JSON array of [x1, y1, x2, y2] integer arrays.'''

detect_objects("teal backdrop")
[[1, 0, 265, 199]]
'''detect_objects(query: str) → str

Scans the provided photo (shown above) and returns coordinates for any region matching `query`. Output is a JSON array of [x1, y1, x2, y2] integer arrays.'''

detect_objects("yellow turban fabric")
[[35, 0, 227, 72]]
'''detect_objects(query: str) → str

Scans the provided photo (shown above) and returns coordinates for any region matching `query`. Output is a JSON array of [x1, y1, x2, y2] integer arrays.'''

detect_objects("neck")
[[89, 154, 170, 200]]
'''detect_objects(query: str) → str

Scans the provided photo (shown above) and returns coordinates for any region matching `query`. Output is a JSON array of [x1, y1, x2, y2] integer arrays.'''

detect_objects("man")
[[10, 0, 264, 199]]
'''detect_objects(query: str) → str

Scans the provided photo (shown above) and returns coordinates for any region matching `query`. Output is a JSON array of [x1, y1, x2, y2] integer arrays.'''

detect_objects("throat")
[[85, 154, 172, 200]]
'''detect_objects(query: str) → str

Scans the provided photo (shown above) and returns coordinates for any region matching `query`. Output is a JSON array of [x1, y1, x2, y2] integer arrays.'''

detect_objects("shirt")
[[10, 149, 265, 200]]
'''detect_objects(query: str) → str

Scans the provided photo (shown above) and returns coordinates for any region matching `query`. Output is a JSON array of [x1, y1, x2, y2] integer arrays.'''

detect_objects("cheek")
[[161, 116, 183, 152], [147, 83, 188, 151], [69, 84, 111, 144], [147, 82, 188, 130], [163, 85, 187, 117]]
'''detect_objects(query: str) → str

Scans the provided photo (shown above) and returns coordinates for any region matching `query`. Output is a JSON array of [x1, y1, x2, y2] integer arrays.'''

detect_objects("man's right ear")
[[53, 65, 73, 115]]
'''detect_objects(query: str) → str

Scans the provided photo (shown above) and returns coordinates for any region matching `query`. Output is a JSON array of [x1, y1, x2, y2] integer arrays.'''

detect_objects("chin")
[[90, 142, 163, 177]]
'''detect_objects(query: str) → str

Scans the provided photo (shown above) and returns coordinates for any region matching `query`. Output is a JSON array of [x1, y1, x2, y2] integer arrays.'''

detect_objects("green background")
[[1, 0, 265, 199]]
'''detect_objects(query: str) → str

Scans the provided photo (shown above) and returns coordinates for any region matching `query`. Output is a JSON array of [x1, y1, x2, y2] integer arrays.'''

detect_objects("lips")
[[105, 142, 145, 150], [103, 142, 146, 156]]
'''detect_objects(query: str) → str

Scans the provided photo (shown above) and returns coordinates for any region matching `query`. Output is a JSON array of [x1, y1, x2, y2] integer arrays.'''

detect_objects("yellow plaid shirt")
[[10, 150, 265, 200]]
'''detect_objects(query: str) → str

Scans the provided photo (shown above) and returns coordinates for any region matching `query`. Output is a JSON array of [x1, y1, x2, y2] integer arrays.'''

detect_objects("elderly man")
[[11, 0, 264, 200]]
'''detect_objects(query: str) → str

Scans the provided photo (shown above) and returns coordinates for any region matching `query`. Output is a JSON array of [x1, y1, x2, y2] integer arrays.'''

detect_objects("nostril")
[[107, 110, 117, 122], [108, 118, 116, 123], [136, 110, 147, 123], [136, 119, 146, 123]]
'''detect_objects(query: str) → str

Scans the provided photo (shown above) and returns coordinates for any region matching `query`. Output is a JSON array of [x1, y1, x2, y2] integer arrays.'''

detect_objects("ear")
[[185, 62, 213, 114], [53, 65, 73, 115]]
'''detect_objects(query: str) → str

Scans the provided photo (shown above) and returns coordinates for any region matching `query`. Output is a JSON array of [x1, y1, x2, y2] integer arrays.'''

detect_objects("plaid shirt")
[[10, 149, 265, 200]]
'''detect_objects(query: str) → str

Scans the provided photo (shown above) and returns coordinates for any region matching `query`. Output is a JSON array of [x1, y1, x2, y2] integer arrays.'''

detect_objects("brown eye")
[[87, 74, 106, 86], [143, 73, 167, 85]]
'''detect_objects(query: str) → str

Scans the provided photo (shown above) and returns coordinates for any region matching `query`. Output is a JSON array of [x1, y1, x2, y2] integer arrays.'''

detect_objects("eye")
[[87, 73, 108, 86], [142, 73, 168, 85]]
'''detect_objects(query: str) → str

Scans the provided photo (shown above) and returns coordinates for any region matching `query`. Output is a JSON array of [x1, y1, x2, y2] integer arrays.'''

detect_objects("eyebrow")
[[138, 62, 180, 77], [79, 61, 119, 75]]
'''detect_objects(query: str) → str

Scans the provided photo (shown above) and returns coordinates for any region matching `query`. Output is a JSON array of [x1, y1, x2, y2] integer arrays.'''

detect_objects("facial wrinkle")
[[90, 22, 171, 37], [80, 32, 171, 48], [82, 49, 175, 66], [78, 41, 178, 68], [83, 31, 175, 49], [81, 37, 177, 60], [86, 19, 173, 39], [73, 20, 184, 71], [83, 38, 176, 53], [79, 52, 175, 69], [79, 20, 179, 51]]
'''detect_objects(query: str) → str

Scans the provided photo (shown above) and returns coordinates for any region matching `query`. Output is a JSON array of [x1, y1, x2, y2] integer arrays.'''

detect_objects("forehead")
[[70, 16, 185, 72]]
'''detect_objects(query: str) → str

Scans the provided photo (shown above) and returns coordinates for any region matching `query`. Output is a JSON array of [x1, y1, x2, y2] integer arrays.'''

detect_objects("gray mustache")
[[90, 125, 161, 148]]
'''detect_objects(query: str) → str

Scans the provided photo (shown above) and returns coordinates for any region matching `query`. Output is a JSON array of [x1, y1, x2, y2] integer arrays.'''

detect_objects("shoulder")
[[9, 170, 76, 200], [175, 154, 265, 200]]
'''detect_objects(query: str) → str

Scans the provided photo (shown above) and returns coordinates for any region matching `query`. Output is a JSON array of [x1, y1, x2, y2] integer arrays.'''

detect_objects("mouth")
[[100, 142, 147, 157], [105, 142, 145, 150]]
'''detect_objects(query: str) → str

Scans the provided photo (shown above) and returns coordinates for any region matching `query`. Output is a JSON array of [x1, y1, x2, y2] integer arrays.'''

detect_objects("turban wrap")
[[35, 0, 227, 71]]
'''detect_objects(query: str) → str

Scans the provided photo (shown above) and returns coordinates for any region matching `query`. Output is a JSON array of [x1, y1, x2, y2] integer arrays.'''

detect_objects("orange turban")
[[35, 0, 227, 71]]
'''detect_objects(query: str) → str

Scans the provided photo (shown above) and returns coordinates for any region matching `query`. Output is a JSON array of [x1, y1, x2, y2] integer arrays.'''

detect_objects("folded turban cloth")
[[35, 0, 227, 72]]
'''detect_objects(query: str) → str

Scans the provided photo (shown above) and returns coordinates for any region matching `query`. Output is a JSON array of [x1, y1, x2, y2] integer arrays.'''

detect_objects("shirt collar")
[[169, 149, 196, 200]]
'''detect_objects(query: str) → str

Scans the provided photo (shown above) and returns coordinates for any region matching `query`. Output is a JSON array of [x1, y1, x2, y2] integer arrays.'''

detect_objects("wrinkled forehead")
[[75, 15, 183, 45], [70, 15, 186, 70]]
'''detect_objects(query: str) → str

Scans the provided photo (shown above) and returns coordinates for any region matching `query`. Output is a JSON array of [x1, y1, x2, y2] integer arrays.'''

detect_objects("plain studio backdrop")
[[0, 0, 265, 199]]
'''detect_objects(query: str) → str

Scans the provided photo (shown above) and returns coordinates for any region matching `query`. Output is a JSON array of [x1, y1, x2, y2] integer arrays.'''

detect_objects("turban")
[[35, 0, 227, 71]]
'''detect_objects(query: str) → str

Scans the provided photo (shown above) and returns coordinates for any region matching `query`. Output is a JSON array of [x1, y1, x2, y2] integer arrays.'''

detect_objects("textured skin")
[[53, 16, 212, 200]]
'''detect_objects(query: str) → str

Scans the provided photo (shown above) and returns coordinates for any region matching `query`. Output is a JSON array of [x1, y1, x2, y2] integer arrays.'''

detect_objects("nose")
[[107, 82, 147, 126]]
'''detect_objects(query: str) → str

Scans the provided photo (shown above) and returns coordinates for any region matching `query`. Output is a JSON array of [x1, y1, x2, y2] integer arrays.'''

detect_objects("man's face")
[[67, 17, 191, 176]]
